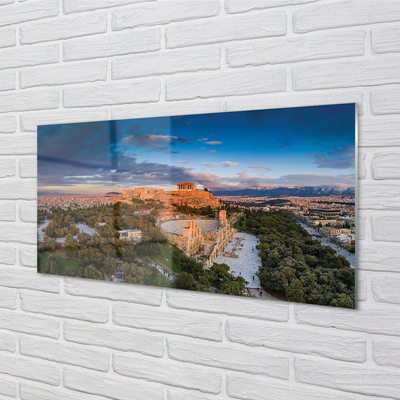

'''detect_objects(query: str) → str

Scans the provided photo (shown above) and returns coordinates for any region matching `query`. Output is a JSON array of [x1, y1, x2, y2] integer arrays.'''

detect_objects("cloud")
[[206, 141, 222, 145], [309, 144, 355, 169], [222, 161, 239, 167], [179, 160, 195, 164], [172, 136, 191, 145], [121, 133, 190, 151], [187, 168, 355, 193], [202, 162, 217, 168], [210, 149, 216, 153], [247, 165, 270, 171], [200, 147, 207, 150]]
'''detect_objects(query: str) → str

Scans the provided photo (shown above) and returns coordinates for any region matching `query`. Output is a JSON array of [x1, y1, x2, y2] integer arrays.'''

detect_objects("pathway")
[[214, 232, 262, 289]]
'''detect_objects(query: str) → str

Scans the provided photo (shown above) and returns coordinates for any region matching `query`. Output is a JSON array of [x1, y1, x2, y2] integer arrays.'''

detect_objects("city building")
[[118, 229, 142, 241]]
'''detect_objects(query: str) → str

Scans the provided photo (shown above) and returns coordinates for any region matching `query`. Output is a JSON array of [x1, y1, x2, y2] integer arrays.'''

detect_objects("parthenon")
[[177, 182, 197, 191]]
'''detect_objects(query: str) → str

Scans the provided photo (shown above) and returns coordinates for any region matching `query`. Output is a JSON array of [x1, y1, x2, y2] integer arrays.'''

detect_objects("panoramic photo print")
[[38, 103, 357, 308]]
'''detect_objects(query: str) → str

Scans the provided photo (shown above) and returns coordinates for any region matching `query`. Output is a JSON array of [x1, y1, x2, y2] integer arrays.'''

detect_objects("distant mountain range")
[[212, 186, 355, 198]]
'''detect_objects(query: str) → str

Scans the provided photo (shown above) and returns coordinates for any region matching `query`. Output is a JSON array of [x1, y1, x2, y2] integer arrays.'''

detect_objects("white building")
[[118, 229, 142, 241]]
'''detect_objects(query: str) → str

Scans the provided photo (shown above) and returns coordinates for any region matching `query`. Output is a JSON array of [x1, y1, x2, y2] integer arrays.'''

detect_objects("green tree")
[[218, 280, 243, 296], [173, 272, 195, 290], [80, 264, 103, 280], [122, 262, 144, 285], [285, 279, 305, 303]]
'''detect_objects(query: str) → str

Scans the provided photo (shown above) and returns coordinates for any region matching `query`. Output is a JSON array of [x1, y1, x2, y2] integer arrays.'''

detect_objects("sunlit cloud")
[[206, 141, 222, 145], [223, 161, 239, 167]]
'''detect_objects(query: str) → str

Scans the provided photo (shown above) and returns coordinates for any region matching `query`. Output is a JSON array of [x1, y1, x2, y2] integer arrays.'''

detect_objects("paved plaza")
[[214, 232, 262, 289]]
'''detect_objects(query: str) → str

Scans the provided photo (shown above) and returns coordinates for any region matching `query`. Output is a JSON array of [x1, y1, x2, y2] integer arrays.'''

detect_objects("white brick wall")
[[0, 1, 399, 399]]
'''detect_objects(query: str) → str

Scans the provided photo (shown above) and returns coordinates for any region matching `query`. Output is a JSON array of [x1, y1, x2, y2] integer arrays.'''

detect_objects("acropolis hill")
[[121, 182, 219, 208]]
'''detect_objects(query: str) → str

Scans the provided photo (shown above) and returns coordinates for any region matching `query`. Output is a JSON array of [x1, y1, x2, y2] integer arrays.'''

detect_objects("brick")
[[64, 0, 156, 14], [64, 367, 163, 400], [373, 338, 400, 369], [0, 70, 15, 91], [226, 0, 317, 13], [372, 215, 400, 242], [0, 89, 59, 113], [357, 272, 367, 301], [19, 157, 37, 179], [370, 87, 400, 115], [359, 241, 400, 273], [372, 275, 400, 304], [227, 30, 365, 67], [65, 79, 160, 108], [20, 382, 113, 400], [19, 157, 37, 178], [167, 336, 289, 379], [0, 115, 17, 133], [0, 266, 60, 292], [0, 0, 59, 28], [0, 375, 16, 398], [166, 11, 287, 48], [0, 309, 60, 338], [64, 277, 162, 305], [0, 245, 16, 265], [0, 181, 36, 200], [112, 0, 219, 30], [20, 60, 108, 89], [113, 303, 222, 341], [167, 389, 218, 400], [226, 319, 366, 363], [64, 320, 164, 357], [0, 353, 60, 385], [113, 352, 222, 394], [226, 372, 360, 400], [19, 245, 37, 267], [0, 202, 16, 221], [0, 286, 17, 309], [358, 151, 366, 179], [0, 222, 36, 243], [111, 99, 221, 120], [226, 91, 363, 115], [293, 1, 400, 33], [112, 47, 220, 79], [295, 303, 400, 336], [371, 152, 400, 179], [372, 25, 400, 54], [0, 43, 59, 70], [20, 12, 107, 44], [0, 27, 16, 48], [20, 335, 110, 372], [0, 158, 15, 177], [295, 356, 400, 399], [359, 116, 400, 147], [166, 69, 286, 101], [293, 57, 400, 91], [64, 28, 160, 61], [20, 291, 108, 322], [0, 134, 37, 155], [19, 201, 37, 223], [21, 109, 108, 132], [167, 290, 289, 321], [358, 213, 367, 238]]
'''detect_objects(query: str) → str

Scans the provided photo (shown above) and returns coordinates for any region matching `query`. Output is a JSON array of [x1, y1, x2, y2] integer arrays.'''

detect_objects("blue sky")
[[38, 103, 356, 195]]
